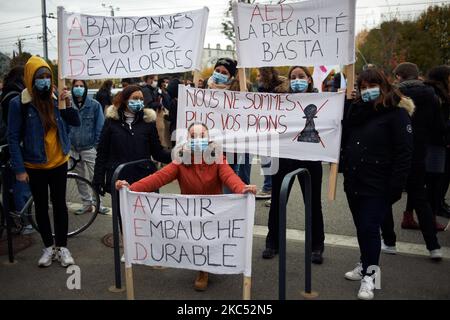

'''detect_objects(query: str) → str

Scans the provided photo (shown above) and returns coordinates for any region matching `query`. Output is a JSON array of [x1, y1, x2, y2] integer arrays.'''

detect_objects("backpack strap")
[[0, 90, 20, 105]]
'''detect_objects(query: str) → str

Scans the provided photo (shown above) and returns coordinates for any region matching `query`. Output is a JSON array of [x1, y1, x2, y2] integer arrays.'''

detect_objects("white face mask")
[[151, 80, 158, 88]]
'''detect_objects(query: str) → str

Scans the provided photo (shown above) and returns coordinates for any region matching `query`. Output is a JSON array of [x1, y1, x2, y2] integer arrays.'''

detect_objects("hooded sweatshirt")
[[22, 56, 68, 169]]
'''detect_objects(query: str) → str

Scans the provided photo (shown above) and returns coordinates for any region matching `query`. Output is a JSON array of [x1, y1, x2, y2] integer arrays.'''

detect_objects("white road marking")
[[253, 225, 450, 259]]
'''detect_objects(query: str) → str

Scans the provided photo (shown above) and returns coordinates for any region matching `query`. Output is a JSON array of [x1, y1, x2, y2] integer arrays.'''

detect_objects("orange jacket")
[[130, 159, 246, 195]]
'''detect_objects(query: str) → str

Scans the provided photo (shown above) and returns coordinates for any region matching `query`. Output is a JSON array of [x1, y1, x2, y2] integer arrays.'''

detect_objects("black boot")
[[262, 247, 278, 259], [312, 246, 324, 264]]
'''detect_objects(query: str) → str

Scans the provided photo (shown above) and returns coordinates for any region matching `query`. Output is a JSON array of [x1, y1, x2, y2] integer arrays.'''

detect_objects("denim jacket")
[[7, 92, 81, 174], [69, 97, 104, 151]]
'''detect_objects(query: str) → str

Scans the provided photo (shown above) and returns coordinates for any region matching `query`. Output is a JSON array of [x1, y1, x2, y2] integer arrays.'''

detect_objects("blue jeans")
[[224, 153, 252, 193], [261, 156, 272, 192]]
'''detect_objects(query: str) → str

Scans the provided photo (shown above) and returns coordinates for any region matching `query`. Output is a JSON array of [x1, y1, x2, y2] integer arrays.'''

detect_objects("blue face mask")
[[127, 99, 144, 113], [34, 78, 51, 91], [212, 71, 230, 84], [190, 138, 209, 152], [73, 87, 85, 98], [361, 87, 381, 102], [290, 79, 309, 92]]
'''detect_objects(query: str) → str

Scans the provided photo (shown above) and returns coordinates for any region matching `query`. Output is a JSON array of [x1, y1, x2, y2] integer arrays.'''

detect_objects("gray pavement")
[[1, 164, 449, 300]]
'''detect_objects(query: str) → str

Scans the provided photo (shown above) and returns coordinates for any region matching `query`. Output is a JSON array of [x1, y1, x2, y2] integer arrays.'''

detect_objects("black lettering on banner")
[[335, 12, 348, 33], [86, 16, 100, 36], [86, 58, 101, 76], [192, 245, 206, 266], [223, 244, 237, 267]]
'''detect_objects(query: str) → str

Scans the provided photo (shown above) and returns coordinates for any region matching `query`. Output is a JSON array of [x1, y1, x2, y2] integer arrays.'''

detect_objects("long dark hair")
[[258, 67, 283, 91], [2, 66, 24, 90], [357, 68, 404, 107], [113, 85, 142, 112], [287, 66, 314, 93], [100, 79, 113, 91], [425, 65, 450, 106], [31, 72, 56, 132]]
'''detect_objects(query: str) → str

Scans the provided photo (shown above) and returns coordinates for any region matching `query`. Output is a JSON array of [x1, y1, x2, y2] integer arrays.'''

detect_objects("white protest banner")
[[57, 7, 209, 79], [176, 85, 345, 163], [232, 0, 356, 68], [119, 189, 256, 276]]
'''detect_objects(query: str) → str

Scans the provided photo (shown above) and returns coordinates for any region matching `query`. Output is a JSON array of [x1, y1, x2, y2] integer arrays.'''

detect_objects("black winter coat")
[[341, 99, 414, 201], [95, 88, 112, 111], [141, 84, 162, 110], [92, 105, 171, 193], [397, 80, 446, 161]]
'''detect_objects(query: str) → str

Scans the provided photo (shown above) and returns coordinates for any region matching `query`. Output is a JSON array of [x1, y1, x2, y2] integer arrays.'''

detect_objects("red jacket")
[[130, 159, 246, 195]]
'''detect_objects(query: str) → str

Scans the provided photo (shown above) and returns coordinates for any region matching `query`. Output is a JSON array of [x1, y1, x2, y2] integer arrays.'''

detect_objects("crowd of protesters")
[[1, 54, 449, 300]]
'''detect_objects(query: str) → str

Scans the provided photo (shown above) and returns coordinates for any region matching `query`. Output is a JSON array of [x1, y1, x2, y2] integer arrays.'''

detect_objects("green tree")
[[356, 4, 449, 76], [417, 5, 449, 65]]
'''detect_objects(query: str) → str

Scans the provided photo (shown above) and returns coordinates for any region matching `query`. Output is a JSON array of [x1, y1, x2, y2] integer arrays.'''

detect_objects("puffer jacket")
[[92, 105, 171, 193], [341, 97, 415, 200]]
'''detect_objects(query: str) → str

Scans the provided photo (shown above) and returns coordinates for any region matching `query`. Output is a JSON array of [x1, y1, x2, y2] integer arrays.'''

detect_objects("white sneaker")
[[57, 247, 75, 267], [429, 249, 443, 261], [21, 224, 36, 235], [121, 254, 125, 263], [358, 276, 375, 300], [38, 246, 55, 267], [345, 262, 363, 281], [381, 241, 397, 255]]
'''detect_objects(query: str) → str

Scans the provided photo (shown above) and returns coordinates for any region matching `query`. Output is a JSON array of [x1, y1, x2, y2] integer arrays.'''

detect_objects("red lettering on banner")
[[68, 38, 83, 56], [264, 5, 277, 22], [68, 59, 85, 77], [250, 5, 263, 23], [133, 196, 146, 214], [134, 242, 148, 260], [68, 17, 84, 36], [133, 218, 149, 237]]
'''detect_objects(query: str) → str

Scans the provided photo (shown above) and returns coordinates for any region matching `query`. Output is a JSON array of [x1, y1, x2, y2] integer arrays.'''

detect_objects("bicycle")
[[0, 145, 100, 238]]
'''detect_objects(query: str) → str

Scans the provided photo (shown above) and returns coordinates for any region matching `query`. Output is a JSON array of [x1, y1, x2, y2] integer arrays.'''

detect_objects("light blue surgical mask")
[[34, 78, 51, 91], [73, 87, 85, 98], [361, 87, 381, 102], [212, 71, 230, 84], [127, 99, 144, 113], [190, 138, 209, 152], [290, 79, 309, 92]]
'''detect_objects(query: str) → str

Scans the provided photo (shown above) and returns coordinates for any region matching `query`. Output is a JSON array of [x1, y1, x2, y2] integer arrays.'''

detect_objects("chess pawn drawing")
[[298, 104, 320, 143]]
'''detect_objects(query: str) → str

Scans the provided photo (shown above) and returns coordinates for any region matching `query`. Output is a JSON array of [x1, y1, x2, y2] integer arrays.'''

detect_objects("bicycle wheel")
[[28, 173, 100, 237]]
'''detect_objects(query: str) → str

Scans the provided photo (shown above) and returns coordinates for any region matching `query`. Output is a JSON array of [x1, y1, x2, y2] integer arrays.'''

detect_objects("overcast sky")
[[0, 0, 448, 60]]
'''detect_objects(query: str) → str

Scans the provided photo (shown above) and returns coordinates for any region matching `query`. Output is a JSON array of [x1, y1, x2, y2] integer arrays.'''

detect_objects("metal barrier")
[[110, 159, 153, 291], [278, 168, 316, 300]]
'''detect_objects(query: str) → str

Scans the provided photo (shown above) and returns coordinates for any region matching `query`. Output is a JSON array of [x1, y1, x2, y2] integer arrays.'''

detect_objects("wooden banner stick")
[[125, 266, 135, 300], [243, 276, 252, 300], [327, 63, 355, 201], [56, 6, 66, 110], [193, 70, 201, 88], [238, 68, 248, 93], [327, 163, 338, 201]]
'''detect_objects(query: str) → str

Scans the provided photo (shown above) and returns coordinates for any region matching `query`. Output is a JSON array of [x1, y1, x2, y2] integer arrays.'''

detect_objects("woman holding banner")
[[115, 122, 257, 291], [7, 56, 81, 267], [263, 66, 326, 265], [341, 68, 414, 300]]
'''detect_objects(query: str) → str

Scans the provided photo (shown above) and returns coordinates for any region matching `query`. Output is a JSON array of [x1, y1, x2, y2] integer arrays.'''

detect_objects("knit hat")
[[24, 56, 52, 95], [214, 58, 237, 77]]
